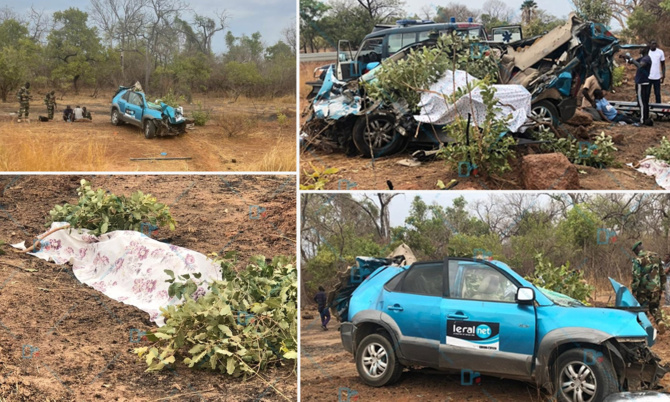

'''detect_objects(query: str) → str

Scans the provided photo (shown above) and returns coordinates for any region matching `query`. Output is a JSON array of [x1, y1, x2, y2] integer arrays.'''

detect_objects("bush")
[[48, 179, 176, 235], [135, 255, 297, 377], [156, 89, 186, 108], [191, 102, 211, 126], [645, 136, 670, 163], [525, 254, 594, 304], [535, 130, 617, 167], [612, 65, 625, 88]]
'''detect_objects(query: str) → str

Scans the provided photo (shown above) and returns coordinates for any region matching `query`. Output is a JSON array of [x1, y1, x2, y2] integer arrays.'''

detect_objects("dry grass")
[[300, 62, 323, 107], [254, 135, 296, 172], [0, 122, 109, 171]]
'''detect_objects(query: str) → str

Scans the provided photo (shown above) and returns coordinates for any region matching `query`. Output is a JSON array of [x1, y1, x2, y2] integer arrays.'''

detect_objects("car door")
[[117, 91, 130, 116], [439, 259, 536, 378], [123, 92, 144, 125], [382, 261, 444, 366]]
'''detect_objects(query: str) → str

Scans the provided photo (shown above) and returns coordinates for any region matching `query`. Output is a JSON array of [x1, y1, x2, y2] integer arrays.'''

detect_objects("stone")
[[521, 153, 580, 190], [566, 109, 593, 126]]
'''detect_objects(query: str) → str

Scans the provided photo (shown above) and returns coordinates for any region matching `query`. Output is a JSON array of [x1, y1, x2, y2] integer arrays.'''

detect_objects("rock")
[[611, 133, 625, 145], [521, 153, 580, 190], [566, 109, 593, 126], [302, 314, 314, 320], [573, 125, 590, 140]]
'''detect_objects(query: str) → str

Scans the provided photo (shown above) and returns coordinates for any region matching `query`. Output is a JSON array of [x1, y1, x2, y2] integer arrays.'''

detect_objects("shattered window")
[[387, 32, 417, 54]]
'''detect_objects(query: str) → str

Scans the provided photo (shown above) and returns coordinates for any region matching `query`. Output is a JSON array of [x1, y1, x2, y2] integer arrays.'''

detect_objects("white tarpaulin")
[[414, 70, 532, 133], [628, 156, 670, 190], [12, 222, 221, 326]]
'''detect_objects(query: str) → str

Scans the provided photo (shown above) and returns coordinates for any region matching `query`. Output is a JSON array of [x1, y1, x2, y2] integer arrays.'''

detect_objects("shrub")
[[156, 89, 186, 108], [191, 102, 211, 126], [48, 179, 176, 235], [135, 255, 297, 377], [612, 65, 626, 88], [535, 130, 617, 168], [645, 136, 670, 163], [525, 253, 594, 304]]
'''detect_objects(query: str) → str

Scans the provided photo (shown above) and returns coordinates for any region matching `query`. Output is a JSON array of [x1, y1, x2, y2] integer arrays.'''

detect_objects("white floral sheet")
[[628, 156, 670, 190], [12, 222, 221, 326], [414, 70, 532, 133]]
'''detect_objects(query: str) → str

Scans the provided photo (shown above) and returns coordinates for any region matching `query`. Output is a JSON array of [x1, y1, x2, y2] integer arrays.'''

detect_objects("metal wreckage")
[[301, 13, 642, 158]]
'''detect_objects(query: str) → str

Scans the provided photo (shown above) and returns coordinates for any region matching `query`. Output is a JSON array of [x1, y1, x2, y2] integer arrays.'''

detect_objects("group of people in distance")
[[580, 40, 665, 127], [15, 82, 94, 123], [62, 105, 93, 122]]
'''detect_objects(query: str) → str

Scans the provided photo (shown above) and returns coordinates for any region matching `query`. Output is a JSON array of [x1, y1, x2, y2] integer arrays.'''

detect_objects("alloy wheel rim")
[[363, 119, 394, 149], [560, 361, 597, 402], [361, 342, 388, 378], [532, 106, 553, 131]]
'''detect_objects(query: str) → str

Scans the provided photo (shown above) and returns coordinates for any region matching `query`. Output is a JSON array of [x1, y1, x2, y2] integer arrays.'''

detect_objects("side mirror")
[[516, 287, 535, 304]]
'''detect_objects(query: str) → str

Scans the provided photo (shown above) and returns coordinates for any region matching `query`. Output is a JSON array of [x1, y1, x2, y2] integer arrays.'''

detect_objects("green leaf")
[[226, 357, 235, 375], [100, 222, 108, 234], [282, 351, 297, 360]]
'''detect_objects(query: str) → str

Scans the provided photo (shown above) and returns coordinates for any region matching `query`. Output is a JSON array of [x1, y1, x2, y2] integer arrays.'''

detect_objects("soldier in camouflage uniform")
[[632, 241, 667, 333], [16, 82, 32, 122], [44, 90, 56, 120]]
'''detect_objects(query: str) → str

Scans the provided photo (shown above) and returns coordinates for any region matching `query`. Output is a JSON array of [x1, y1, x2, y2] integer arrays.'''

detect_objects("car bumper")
[[340, 322, 356, 354]]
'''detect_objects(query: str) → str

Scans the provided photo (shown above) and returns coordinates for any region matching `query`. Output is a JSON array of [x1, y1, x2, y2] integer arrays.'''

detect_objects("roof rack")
[[395, 19, 435, 27]]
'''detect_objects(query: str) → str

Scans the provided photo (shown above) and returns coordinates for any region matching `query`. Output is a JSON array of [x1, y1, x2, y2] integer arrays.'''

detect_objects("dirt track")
[[0, 175, 296, 401], [0, 92, 296, 172]]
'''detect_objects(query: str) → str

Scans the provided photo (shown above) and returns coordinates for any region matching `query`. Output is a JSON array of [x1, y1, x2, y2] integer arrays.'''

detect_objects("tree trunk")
[[144, 39, 150, 91], [73, 75, 80, 95]]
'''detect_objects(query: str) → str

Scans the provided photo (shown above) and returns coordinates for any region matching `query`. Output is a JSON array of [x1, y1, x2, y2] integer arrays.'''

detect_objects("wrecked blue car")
[[335, 256, 667, 401], [301, 13, 642, 158], [111, 85, 192, 139]]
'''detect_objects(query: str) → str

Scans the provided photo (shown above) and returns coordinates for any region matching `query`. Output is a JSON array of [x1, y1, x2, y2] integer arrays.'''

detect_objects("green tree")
[[300, 0, 331, 53], [47, 8, 102, 94], [223, 61, 263, 101], [0, 19, 36, 102], [520, 0, 538, 25], [572, 0, 611, 24]]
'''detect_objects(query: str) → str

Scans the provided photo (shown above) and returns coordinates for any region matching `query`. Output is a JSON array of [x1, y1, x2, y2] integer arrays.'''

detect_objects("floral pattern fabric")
[[631, 156, 670, 190], [13, 222, 221, 326]]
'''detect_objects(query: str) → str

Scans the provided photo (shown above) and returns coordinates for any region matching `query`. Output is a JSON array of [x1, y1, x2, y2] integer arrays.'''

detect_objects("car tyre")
[[555, 348, 619, 402], [531, 100, 560, 132], [355, 333, 403, 387], [353, 112, 408, 158], [111, 108, 122, 126], [144, 120, 157, 139]]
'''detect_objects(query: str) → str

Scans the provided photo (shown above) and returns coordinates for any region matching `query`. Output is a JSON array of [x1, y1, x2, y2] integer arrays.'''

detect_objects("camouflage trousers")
[[47, 105, 54, 119], [18, 102, 29, 118], [637, 290, 664, 325]]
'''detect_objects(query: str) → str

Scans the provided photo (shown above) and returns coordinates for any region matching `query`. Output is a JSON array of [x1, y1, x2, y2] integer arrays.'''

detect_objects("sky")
[[5, 0, 295, 53], [404, 0, 575, 23]]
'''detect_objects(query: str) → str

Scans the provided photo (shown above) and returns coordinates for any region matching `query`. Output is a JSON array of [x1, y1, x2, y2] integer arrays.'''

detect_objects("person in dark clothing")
[[620, 47, 653, 126], [63, 105, 73, 122], [314, 286, 330, 330]]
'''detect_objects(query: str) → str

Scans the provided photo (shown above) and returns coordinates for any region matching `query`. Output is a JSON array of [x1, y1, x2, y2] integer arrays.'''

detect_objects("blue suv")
[[110, 86, 190, 139], [338, 257, 667, 401]]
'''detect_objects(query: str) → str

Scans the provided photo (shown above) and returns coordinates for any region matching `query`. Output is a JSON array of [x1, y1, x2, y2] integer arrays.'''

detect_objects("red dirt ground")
[[0, 175, 296, 401]]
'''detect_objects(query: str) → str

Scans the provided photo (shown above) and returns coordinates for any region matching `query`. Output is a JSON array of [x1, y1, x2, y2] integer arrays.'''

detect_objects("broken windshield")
[[538, 287, 584, 307]]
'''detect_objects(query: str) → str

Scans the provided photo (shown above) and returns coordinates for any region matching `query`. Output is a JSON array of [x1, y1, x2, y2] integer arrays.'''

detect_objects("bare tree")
[[356, 0, 405, 23], [481, 0, 514, 22], [608, 0, 644, 29], [90, 0, 147, 82], [282, 18, 297, 53]]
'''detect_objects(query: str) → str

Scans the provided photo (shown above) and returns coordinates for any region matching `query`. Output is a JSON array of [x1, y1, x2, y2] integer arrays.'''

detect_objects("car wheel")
[[531, 100, 559, 132], [111, 108, 122, 126], [555, 348, 619, 402], [355, 333, 403, 387], [353, 112, 408, 158], [144, 120, 157, 139]]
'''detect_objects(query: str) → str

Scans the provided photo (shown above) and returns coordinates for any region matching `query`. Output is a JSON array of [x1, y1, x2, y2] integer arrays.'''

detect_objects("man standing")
[[314, 286, 330, 331], [648, 40, 665, 103], [621, 47, 653, 126], [16, 82, 32, 123], [632, 241, 667, 333], [44, 90, 56, 120]]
